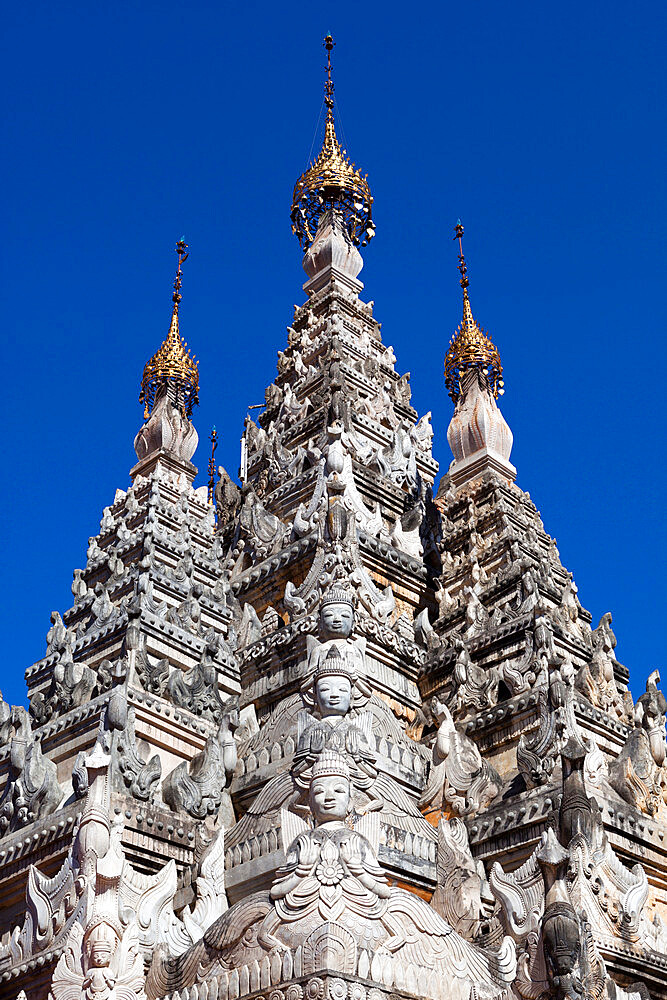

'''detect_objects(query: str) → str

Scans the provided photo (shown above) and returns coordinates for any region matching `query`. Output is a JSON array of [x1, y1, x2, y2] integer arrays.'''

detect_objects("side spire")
[[291, 35, 374, 251], [139, 240, 199, 419], [444, 223, 504, 403], [444, 224, 515, 488]]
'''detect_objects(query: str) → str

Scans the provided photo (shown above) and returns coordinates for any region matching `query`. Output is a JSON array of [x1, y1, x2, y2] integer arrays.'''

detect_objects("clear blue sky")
[[2, 2, 665, 707]]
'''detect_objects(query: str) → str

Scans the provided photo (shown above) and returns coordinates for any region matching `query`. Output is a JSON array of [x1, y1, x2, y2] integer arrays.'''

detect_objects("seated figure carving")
[[261, 752, 391, 952], [148, 753, 515, 1000], [294, 644, 376, 793]]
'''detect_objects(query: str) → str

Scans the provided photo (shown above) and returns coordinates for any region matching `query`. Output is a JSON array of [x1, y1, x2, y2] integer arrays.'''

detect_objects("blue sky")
[[2, 1, 665, 706]]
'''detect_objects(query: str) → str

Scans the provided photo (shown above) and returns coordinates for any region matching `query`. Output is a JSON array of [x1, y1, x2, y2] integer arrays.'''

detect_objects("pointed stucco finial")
[[444, 225, 516, 488], [291, 36, 375, 253], [301, 204, 364, 294]]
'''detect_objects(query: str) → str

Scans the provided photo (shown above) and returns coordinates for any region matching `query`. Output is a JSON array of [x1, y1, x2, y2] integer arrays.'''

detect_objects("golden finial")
[[444, 223, 504, 403], [291, 35, 374, 251], [139, 241, 200, 419]]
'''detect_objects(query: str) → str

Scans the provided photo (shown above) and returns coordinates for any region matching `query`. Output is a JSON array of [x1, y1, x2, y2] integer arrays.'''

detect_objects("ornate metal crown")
[[444, 292, 504, 403], [139, 241, 199, 419], [444, 223, 504, 404], [291, 36, 374, 252]]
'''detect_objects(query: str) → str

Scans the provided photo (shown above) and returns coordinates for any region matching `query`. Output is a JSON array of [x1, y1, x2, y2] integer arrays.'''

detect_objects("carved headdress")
[[320, 585, 355, 610], [82, 915, 123, 967], [314, 645, 356, 683], [311, 750, 351, 781]]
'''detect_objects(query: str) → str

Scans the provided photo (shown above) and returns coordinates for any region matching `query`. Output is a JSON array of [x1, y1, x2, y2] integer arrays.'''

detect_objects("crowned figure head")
[[319, 585, 355, 640], [314, 645, 356, 717], [309, 751, 351, 825], [83, 916, 122, 971]]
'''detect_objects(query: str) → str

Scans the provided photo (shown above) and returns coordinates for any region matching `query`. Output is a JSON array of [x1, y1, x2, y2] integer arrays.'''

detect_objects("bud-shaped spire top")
[[291, 35, 375, 252], [444, 223, 504, 403], [139, 241, 199, 419]]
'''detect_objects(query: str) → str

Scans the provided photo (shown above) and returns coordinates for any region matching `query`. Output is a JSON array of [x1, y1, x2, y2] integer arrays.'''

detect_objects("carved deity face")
[[84, 922, 118, 970], [309, 774, 351, 824], [320, 603, 354, 639], [89, 939, 113, 969], [315, 675, 352, 717]]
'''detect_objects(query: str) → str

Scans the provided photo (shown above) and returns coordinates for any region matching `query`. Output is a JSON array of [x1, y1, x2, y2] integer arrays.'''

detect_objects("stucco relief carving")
[[517, 617, 583, 791], [99, 689, 162, 803], [149, 753, 515, 1000], [322, 425, 384, 536], [167, 634, 231, 721], [491, 726, 664, 1000], [30, 649, 96, 725], [283, 500, 394, 625], [226, 594, 435, 877], [295, 647, 376, 794], [304, 588, 367, 682], [30, 732, 231, 999], [609, 671, 667, 816], [419, 698, 500, 817], [50, 916, 145, 1000], [5, 201, 666, 1000], [431, 817, 499, 944], [215, 466, 243, 529], [450, 637, 499, 718], [0, 707, 62, 836], [576, 613, 633, 724], [163, 703, 239, 824]]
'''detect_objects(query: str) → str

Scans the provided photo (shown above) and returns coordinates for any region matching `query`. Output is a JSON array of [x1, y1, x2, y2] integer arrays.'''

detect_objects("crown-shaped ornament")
[[320, 585, 355, 610], [291, 36, 374, 252], [139, 240, 199, 419], [314, 645, 356, 682], [312, 750, 351, 781]]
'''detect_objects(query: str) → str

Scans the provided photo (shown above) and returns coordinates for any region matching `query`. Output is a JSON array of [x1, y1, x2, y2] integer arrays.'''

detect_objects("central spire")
[[291, 35, 375, 252]]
